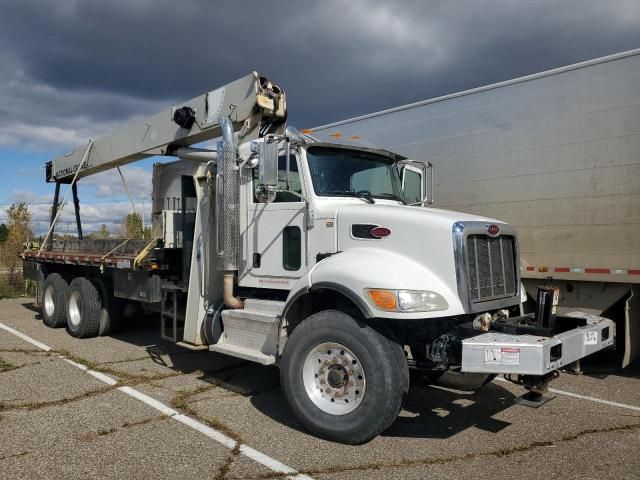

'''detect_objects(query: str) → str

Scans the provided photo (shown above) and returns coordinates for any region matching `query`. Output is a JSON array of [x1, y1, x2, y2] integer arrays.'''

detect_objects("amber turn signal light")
[[367, 289, 398, 310]]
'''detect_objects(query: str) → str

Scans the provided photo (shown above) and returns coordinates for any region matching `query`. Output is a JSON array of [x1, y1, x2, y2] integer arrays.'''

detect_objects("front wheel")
[[280, 310, 409, 444]]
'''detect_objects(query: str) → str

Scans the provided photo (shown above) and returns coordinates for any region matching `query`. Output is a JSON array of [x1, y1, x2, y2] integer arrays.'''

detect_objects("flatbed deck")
[[23, 239, 158, 270]]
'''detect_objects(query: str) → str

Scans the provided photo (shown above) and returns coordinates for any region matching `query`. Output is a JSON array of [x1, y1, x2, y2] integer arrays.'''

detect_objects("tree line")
[[0, 208, 152, 244]]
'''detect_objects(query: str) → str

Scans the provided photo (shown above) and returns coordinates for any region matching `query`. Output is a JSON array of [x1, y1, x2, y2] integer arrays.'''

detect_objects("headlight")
[[365, 289, 448, 312]]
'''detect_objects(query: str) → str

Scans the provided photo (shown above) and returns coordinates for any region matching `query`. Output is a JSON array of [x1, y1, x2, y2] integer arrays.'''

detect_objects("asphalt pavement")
[[1, 297, 639, 480]]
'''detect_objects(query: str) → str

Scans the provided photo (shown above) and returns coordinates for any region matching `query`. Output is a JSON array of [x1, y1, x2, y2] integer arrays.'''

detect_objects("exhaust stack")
[[217, 116, 243, 309]]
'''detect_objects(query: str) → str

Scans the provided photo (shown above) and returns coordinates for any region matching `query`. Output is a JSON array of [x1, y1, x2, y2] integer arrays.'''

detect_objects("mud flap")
[[623, 285, 639, 368]]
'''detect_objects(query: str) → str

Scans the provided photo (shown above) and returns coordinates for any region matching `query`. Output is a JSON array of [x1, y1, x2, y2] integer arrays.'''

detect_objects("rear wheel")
[[41, 273, 68, 328], [280, 310, 409, 444], [66, 277, 101, 338], [91, 278, 122, 336]]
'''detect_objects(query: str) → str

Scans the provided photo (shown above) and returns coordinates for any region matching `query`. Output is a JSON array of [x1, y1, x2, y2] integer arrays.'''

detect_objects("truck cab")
[[238, 136, 521, 320]]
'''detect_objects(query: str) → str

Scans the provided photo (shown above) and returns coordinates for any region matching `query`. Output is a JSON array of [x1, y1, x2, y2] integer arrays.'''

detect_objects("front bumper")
[[461, 311, 615, 376]]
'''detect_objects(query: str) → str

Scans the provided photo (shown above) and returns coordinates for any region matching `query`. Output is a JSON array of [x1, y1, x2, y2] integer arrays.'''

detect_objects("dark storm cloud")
[[0, 0, 639, 150]]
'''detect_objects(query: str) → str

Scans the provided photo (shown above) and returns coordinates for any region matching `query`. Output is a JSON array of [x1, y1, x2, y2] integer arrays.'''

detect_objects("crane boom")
[[46, 72, 286, 183]]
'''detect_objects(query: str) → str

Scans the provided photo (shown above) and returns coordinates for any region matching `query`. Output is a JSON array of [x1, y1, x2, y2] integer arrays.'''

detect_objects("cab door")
[[242, 154, 307, 289]]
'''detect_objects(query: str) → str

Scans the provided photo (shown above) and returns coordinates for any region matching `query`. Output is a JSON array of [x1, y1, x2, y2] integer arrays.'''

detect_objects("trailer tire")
[[66, 277, 101, 338], [280, 310, 409, 444], [91, 278, 122, 336], [41, 273, 68, 328]]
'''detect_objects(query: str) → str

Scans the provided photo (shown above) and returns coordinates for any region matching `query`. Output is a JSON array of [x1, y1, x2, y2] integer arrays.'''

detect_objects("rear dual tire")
[[66, 277, 101, 338], [92, 277, 122, 336], [41, 273, 68, 328]]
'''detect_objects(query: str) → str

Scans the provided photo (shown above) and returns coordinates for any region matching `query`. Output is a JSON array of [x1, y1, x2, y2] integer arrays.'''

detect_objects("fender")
[[283, 247, 465, 321]]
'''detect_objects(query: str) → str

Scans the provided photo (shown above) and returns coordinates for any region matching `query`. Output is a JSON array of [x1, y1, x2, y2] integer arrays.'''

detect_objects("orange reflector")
[[367, 290, 397, 311], [348, 135, 361, 140], [301, 129, 313, 134], [330, 131, 343, 138]]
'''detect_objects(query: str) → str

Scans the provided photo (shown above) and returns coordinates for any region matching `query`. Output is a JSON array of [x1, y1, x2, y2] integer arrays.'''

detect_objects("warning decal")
[[484, 347, 520, 366], [584, 331, 598, 345]]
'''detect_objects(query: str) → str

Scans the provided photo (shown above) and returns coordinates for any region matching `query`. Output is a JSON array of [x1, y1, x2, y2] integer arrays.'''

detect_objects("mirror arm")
[[427, 161, 434, 205], [285, 140, 291, 191]]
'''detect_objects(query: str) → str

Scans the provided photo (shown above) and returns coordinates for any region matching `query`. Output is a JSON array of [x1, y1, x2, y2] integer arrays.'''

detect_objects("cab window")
[[253, 155, 302, 203]]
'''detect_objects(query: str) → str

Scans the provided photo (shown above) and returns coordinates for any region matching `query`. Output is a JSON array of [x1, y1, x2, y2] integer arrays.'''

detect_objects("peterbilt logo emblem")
[[486, 224, 500, 236]]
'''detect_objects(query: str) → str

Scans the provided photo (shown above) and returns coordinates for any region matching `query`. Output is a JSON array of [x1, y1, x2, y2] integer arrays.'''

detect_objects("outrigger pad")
[[514, 391, 555, 408]]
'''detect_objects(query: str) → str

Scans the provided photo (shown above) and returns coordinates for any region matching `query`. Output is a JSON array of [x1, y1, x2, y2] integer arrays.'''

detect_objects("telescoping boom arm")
[[46, 72, 286, 183]]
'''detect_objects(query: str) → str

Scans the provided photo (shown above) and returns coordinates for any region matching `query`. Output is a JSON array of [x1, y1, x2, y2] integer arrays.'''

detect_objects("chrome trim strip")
[[452, 221, 521, 313]]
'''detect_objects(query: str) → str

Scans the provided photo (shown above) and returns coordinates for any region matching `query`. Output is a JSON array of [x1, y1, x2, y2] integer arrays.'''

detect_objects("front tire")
[[66, 277, 101, 338], [280, 310, 409, 444], [41, 273, 68, 328]]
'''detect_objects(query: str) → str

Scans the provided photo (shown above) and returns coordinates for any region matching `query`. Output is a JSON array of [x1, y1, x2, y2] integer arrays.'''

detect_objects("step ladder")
[[160, 284, 183, 342], [209, 298, 285, 365]]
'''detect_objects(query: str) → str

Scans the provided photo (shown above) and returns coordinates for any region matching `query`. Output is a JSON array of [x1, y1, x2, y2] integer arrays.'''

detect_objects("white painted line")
[[494, 376, 640, 412], [87, 370, 118, 386], [173, 414, 237, 449], [117, 386, 180, 417], [240, 445, 309, 477], [547, 387, 640, 412], [63, 357, 88, 370], [0, 322, 52, 351], [0, 320, 314, 479]]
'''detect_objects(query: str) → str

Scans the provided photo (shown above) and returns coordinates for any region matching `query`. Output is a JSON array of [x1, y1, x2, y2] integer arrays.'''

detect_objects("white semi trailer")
[[309, 49, 640, 369], [23, 72, 614, 444]]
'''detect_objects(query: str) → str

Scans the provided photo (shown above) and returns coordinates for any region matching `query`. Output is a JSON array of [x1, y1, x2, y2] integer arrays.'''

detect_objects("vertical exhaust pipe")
[[217, 117, 243, 309]]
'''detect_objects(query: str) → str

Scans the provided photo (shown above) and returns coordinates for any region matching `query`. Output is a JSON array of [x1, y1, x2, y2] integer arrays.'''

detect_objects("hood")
[[336, 203, 507, 248], [335, 204, 512, 312]]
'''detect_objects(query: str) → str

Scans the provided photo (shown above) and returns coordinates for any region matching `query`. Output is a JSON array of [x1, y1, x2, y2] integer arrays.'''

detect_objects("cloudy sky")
[[0, 0, 639, 235]]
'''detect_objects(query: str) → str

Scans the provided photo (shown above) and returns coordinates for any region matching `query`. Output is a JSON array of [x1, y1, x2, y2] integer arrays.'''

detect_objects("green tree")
[[122, 212, 144, 239], [0, 203, 34, 296], [92, 224, 111, 240], [7, 203, 33, 243], [0, 224, 8, 242]]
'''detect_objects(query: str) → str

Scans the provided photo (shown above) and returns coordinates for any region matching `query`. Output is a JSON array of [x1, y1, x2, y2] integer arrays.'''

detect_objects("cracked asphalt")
[[1, 297, 639, 480]]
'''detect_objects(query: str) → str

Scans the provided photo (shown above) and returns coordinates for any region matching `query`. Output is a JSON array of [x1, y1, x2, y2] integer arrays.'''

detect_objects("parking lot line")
[[494, 376, 640, 412], [0, 321, 52, 351], [0, 320, 314, 480]]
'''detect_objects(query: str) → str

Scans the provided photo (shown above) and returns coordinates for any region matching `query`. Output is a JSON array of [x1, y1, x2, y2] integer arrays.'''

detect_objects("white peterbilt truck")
[[23, 72, 613, 444]]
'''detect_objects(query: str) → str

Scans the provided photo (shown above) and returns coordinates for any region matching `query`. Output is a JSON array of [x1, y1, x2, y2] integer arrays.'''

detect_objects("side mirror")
[[401, 160, 433, 205], [258, 135, 279, 186]]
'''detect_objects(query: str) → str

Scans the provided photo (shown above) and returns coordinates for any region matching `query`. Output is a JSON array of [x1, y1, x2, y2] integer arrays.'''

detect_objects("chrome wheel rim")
[[302, 342, 366, 415], [68, 291, 82, 328], [44, 285, 55, 317]]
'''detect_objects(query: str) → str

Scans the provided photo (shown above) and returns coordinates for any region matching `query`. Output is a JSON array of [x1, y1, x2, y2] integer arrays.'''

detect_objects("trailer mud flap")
[[461, 313, 614, 376], [623, 285, 639, 368]]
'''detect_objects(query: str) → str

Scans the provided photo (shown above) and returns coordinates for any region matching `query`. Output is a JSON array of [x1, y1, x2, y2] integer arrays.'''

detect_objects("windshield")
[[305, 146, 404, 202]]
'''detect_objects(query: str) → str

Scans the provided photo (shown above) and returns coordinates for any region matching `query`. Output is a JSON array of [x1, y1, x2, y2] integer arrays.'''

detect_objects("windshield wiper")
[[323, 190, 375, 204], [374, 192, 405, 204]]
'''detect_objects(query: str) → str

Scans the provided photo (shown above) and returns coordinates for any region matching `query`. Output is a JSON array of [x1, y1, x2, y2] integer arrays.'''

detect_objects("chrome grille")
[[466, 235, 517, 302]]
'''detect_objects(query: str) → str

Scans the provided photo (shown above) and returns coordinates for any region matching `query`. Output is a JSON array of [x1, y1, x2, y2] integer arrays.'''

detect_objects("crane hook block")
[[173, 106, 196, 129]]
